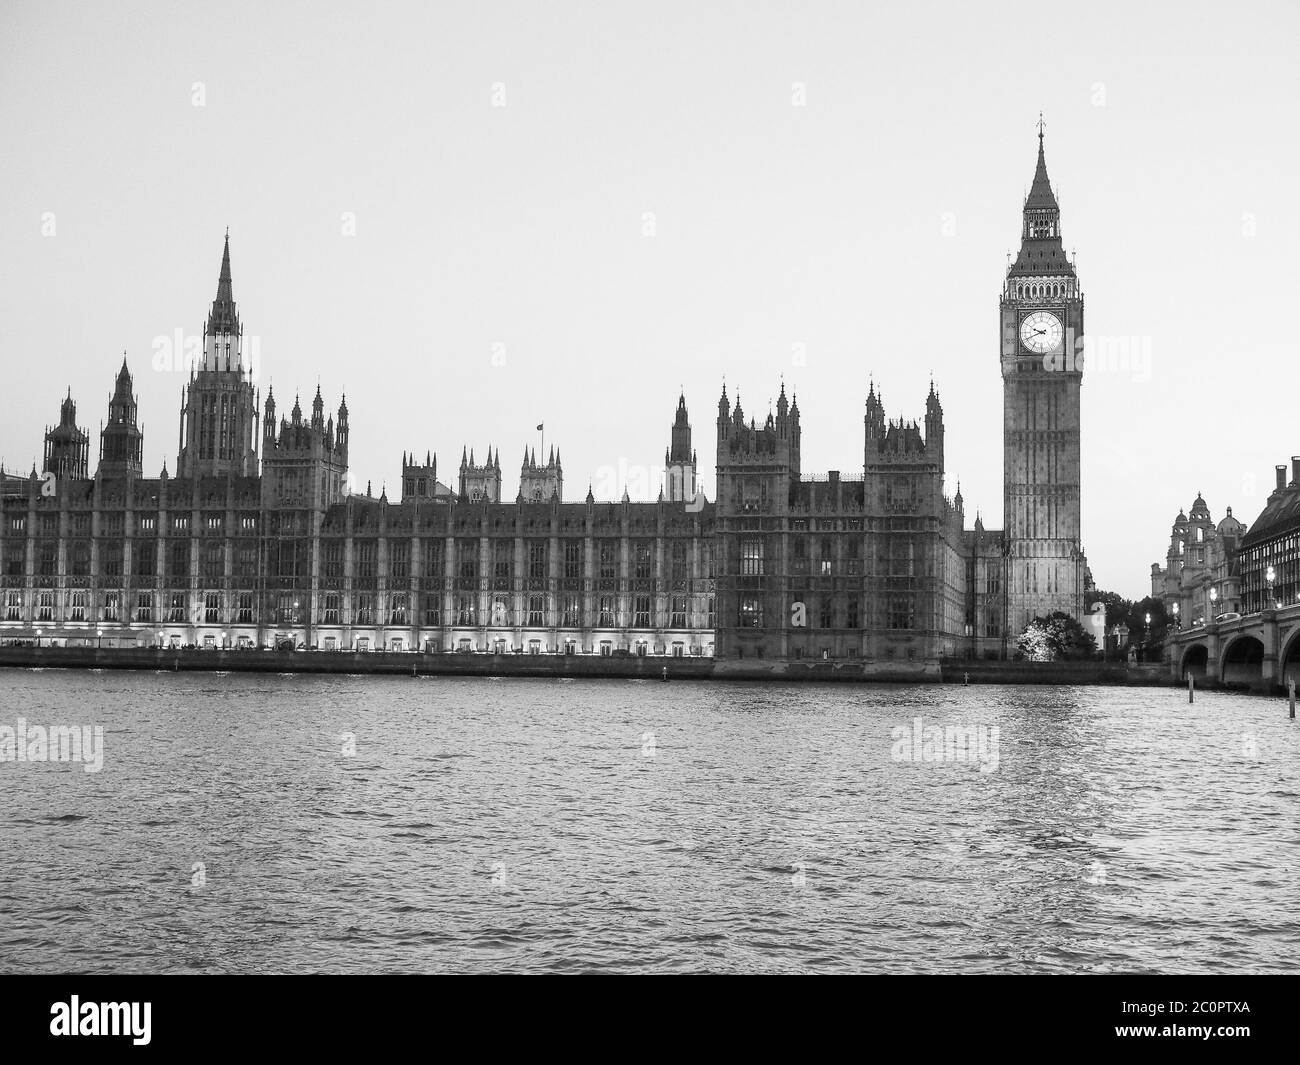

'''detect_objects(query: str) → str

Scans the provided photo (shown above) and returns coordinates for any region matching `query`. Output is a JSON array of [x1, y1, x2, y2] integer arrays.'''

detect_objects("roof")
[[1241, 486, 1300, 549]]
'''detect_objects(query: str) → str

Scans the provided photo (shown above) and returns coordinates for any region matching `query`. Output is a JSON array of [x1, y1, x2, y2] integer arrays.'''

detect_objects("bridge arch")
[[1220, 633, 1265, 689], [1180, 643, 1209, 683], [1279, 627, 1300, 688]]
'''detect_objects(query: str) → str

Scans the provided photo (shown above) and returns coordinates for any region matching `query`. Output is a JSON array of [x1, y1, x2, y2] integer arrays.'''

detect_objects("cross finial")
[[1037, 112, 1045, 141]]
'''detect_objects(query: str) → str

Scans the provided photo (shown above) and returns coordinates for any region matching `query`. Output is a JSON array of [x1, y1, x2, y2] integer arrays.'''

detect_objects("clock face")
[[1020, 311, 1063, 354]]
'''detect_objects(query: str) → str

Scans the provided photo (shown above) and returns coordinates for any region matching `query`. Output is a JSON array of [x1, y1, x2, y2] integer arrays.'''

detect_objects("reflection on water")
[[0, 672, 1294, 973]]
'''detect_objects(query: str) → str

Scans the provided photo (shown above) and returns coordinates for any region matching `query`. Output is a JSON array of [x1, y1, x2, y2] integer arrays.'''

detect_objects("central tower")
[[1001, 124, 1086, 634], [177, 234, 259, 478]]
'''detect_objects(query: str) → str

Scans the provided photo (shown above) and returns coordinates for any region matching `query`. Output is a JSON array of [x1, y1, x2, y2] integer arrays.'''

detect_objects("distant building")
[[1239, 459, 1300, 614], [1151, 493, 1247, 627]]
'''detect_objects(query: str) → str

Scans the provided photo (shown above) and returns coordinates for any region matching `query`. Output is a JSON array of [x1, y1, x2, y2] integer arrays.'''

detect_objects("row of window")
[[737, 594, 917, 631], [4, 589, 716, 630], [8, 514, 258, 535]]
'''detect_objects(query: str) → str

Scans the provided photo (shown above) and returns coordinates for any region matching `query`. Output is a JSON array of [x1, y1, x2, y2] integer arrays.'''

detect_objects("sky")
[[2, 0, 1298, 599]]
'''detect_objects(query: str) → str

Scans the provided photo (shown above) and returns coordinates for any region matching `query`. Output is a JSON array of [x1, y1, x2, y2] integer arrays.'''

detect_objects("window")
[[820, 539, 833, 576], [494, 542, 513, 582], [741, 539, 763, 576], [529, 541, 547, 580], [140, 515, 156, 532], [707, 596, 715, 629], [598, 596, 615, 627], [599, 541, 618, 580], [278, 593, 301, 625], [671, 541, 687, 584], [38, 591, 54, 621], [457, 541, 478, 581], [635, 542, 652, 580], [39, 540, 57, 577], [168, 540, 190, 579], [136, 591, 154, 623], [71, 540, 91, 576], [847, 596, 859, 629], [456, 594, 475, 625], [204, 592, 221, 623], [422, 591, 441, 627], [203, 542, 223, 581], [323, 593, 340, 625], [820, 599, 833, 629], [237, 592, 254, 624], [739, 597, 762, 628], [491, 593, 510, 627], [103, 592, 120, 622], [5, 590, 21, 621], [424, 539, 444, 578], [168, 592, 186, 622], [171, 515, 188, 534], [134, 539, 156, 577], [564, 541, 582, 579], [671, 595, 687, 628], [103, 541, 124, 578], [390, 592, 409, 625], [528, 593, 545, 626], [354, 593, 374, 625], [633, 595, 651, 628], [562, 594, 580, 627], [357, 540, 378, 581], [323, 540, 343, 580], [887, 594, 914, 630], [389, 541, 410, 580]]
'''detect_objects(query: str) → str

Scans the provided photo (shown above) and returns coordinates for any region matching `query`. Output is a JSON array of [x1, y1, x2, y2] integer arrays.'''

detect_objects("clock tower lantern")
[[1001, 121, 1087, 635]]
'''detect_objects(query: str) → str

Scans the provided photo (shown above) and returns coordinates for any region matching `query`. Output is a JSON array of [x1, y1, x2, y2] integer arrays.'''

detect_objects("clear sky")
[[2, 0, 1297, 599]]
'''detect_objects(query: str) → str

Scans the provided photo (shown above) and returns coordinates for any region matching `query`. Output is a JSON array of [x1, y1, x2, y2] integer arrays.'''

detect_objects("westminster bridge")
[[1167, 602, 1300, 692]]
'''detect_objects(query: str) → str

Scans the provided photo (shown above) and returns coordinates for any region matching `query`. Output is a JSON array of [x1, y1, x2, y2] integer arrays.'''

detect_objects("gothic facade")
[[0, 130, 1092, 663]]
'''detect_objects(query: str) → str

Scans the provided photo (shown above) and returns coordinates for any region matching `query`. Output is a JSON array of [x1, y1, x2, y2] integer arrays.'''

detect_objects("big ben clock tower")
[[1001, 120, 1086, 635]]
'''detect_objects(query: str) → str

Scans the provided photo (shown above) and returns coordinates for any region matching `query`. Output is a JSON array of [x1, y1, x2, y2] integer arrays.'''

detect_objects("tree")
[[1016, 611, 1099, 662], [1090, 589, 1133, 632]]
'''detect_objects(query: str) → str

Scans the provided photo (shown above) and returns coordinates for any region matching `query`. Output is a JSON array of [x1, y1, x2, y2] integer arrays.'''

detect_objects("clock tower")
[[1001, 122, 1086, 635]]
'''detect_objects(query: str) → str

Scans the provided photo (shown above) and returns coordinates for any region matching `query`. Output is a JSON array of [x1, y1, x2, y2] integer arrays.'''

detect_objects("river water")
[[0, 671, 1295, 973]]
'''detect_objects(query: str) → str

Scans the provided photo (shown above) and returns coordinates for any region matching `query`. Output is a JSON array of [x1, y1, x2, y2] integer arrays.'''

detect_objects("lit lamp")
[[1209, 586, 1218, 621], [96, 627, 103, 649], [1266, 565, 1276, 610], [1172, 601, 1180, 629], [35, 628, 42, 648]]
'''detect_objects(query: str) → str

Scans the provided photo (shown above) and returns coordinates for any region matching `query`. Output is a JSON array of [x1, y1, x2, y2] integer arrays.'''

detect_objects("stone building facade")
[[0, 130, 1095, 662]]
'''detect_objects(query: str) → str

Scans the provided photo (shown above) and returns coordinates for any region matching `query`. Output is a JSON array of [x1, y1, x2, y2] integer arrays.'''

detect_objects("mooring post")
[[1188, 673, 1194, 704]]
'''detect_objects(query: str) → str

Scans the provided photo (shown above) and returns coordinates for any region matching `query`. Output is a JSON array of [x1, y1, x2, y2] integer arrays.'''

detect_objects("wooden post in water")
[[1188, 673, 1194, 704], [1289, 677, 1295, 719]]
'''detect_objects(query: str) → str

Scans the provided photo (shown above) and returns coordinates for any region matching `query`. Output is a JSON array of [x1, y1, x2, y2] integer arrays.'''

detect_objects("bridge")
[[1167, 603, 1300, 692]]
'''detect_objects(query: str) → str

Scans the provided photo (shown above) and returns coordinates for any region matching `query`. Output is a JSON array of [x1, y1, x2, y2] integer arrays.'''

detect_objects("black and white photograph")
[[0, 0, 1296, 1044]]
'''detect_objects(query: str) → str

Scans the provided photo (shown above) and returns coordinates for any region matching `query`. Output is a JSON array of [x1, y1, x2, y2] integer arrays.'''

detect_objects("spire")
[[1010, 117, 1072, 276], [1025, 116, 1059, 212], [206, 232, 239, 337]]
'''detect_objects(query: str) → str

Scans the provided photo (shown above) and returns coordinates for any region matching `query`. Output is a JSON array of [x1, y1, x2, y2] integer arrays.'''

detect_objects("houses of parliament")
[[0, 131, 1092, 667]]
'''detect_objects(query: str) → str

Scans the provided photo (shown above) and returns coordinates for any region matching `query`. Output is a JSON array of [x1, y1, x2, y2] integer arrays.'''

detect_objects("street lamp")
[[35, 628, 42, 648], [96, 627, 103, 649], [1266, 565, 1276, 611], [1209, 586, 1218, 621], [1172, 602, 1180, 629]]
